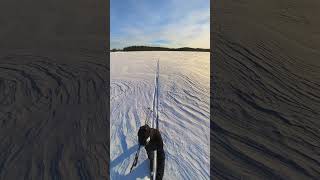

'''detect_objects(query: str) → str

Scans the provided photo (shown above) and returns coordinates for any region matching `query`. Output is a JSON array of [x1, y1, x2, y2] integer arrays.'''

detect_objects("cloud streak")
[[111, 0, 209, 49]]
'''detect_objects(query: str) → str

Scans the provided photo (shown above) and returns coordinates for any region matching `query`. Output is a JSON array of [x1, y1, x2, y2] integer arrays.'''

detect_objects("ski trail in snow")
[[152, 59, 160, 129], [110, 51, 210, 180]]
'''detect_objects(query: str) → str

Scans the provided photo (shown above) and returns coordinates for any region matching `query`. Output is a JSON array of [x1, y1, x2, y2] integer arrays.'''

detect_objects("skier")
[[138, 124, 165, 180]]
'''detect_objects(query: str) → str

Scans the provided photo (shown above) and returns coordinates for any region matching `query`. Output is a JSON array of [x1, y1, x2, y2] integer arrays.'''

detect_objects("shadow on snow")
[[111, 144, 150, 180]]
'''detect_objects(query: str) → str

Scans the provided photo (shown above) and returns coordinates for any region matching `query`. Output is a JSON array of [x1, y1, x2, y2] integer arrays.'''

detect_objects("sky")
[[110, 0, 210, 49]]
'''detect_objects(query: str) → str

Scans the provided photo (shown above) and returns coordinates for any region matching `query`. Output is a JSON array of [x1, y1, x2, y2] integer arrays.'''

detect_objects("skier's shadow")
[[116, 160, 150, 180], [111, 144, 150, 179], [111, 144, 138, 167]]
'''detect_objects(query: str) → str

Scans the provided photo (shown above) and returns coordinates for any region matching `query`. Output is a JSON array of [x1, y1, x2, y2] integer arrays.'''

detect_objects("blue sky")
[[111, 0, 210, 49]]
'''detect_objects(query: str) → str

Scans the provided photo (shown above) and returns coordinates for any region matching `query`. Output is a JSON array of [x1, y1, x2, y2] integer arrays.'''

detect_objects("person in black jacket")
[[138, 124, 165, 180]]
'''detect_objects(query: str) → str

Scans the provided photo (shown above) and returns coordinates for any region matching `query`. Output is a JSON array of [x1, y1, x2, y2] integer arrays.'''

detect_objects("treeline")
[[110, 46, 210, 52]]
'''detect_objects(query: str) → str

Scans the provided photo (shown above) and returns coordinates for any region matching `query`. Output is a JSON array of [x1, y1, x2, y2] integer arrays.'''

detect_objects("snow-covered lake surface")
[[110, 51, 210, 180]]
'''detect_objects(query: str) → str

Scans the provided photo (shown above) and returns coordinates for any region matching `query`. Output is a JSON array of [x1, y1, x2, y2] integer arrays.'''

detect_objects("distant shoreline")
[[110, 46, 210, 52]]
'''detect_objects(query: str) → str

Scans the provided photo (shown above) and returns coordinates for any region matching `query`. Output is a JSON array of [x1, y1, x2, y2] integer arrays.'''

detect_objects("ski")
[[131, 61, 160, 179], [151, 60, 160, 180]]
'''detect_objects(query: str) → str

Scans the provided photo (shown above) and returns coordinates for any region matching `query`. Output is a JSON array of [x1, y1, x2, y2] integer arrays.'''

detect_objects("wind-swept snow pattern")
[[0, 52, 109, 180], [110, 51, 210, 180], [212, 0, 320, 179]]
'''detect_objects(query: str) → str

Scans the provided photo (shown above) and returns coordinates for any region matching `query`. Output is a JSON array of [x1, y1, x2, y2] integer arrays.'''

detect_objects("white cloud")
[[111, 5, 210, 49]]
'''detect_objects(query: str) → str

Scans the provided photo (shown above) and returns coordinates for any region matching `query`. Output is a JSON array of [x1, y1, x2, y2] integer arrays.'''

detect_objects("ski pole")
[[130, 145, 141, 173]]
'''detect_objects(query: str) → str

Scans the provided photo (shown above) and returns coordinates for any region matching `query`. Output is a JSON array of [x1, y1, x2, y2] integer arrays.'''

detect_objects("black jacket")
[[145, 128, 165, 180]]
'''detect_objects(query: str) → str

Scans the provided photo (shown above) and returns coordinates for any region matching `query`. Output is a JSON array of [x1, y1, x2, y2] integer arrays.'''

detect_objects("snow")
[[110, 51, 210, 180]]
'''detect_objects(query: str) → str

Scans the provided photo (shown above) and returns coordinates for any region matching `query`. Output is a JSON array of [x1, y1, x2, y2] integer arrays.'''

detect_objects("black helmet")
[[138, 125, 150, 146]]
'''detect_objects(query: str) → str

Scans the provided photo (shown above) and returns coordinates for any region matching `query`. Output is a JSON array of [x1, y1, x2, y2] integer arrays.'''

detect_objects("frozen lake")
[[110, 51, 210, 179]]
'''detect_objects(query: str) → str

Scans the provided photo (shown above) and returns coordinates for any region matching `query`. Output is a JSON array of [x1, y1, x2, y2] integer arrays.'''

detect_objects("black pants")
[[147, 150, 165, 180]]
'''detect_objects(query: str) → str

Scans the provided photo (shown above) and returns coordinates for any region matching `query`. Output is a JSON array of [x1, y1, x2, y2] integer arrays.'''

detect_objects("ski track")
[[110, 51, 210, 180]]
